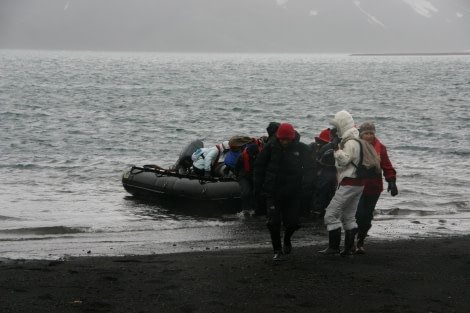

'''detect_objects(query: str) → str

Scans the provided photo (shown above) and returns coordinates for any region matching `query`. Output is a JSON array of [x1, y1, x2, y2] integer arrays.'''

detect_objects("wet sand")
[[1, 235, 469, 313]]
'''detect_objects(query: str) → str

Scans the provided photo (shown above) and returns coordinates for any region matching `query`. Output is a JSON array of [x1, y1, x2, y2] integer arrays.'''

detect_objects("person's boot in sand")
[[319, 227, 341, 255], [356, 229, 368, 254], [340, 228, 358, 256]]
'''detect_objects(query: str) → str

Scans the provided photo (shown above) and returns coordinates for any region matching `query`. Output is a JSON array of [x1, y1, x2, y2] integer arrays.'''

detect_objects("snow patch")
[[353, 1, 386, 28], [402, 0, 438, 18]]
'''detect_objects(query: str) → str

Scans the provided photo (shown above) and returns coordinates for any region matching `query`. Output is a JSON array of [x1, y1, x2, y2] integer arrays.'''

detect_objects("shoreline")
[[1, 235, 469, 313], [351, 52, 470, 56]]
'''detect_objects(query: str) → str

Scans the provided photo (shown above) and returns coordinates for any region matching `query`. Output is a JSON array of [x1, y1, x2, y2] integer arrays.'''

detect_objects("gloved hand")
[[318, 137, 340, 156], [330, 136, 341, 149], [387, 180, 398, 196], [330, 128, 338, 138]]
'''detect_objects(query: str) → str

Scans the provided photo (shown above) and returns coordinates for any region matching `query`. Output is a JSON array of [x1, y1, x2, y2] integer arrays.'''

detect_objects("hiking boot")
[[355, 246, 366, 254], [340, 249, 355, 256], [283, 243, 292, 255], [319, 247, 340, 255], [283, 237, 292, 254], [273, 251, 283, 261], [356, 229, 367, 254]]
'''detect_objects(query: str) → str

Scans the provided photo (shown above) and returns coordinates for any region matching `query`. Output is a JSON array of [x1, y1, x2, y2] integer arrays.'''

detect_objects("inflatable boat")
[[122, 166, 241, 209], [122, 139, 241, 210]]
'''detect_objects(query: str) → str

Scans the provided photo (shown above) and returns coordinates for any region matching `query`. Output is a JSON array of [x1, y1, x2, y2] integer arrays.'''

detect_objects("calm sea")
[[1, 50, 469, 260]]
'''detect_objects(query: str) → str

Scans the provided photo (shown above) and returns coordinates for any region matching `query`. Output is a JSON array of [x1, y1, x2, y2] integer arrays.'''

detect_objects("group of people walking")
[[187, 110, 398, 261]]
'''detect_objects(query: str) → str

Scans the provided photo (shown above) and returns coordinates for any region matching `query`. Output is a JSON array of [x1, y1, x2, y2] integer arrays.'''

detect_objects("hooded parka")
[[329, 110, 362, 184], [323, 110, 364, 234]]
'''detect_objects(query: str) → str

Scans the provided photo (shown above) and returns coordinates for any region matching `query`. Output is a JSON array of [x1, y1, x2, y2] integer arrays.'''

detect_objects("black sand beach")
[[1, 235, 469, 313]]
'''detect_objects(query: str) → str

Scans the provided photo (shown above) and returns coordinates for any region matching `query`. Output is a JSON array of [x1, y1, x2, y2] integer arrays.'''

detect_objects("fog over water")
[[1, 0, 470, 53]]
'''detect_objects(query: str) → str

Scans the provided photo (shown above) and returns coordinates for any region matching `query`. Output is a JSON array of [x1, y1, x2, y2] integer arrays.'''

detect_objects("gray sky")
[[1, 0, 469, 53]]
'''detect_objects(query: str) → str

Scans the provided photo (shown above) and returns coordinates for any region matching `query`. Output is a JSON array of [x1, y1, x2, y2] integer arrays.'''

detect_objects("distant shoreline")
[[351, 52, 470, 56]]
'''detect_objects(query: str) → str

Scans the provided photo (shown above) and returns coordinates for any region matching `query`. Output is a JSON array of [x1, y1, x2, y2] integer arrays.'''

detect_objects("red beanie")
[[276, 123, 296, 139], [315, 129, 331, 143]]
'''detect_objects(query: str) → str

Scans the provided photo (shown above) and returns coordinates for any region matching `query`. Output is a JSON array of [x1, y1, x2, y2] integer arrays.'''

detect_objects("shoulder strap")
[[340, 135, 355, 149], [350, 138, 363, 168], [340, 137, 362, 168], [212, 145, 222, 168]]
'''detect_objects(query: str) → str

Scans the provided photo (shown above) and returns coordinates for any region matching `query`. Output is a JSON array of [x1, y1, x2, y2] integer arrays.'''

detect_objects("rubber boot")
[[319, 228, 341, 255], [340, 228, 358, 256], [356, 229, 367, 254], [270, 230, 283, 260], [283, 229, 295, 254]]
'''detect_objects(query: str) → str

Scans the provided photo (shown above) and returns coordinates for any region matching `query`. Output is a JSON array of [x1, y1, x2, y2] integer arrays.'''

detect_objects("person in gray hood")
[[319, 110, 364, 256]]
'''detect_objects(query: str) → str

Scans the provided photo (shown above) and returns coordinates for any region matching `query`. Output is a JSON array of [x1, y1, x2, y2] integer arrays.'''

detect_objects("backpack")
[[348, 138, 381, 179], [191, 148, 207, 162]]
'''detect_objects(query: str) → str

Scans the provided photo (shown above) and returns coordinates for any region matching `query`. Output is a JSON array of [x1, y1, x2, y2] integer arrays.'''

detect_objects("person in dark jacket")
[[254, 123, 315, 261], [310, 128, 337, 219], [264, 122, 280, 143], [355, 122, 398, 254], [234, 143, 261, 215]]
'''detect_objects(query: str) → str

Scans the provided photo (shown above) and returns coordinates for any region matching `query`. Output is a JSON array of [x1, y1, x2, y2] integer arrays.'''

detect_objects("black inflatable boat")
[[122, 139, 241, 210], [122, 166, 241, 209]]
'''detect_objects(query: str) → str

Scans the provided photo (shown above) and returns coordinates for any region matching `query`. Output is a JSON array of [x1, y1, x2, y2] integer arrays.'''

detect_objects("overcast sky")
[[1, 0, 469, 53]]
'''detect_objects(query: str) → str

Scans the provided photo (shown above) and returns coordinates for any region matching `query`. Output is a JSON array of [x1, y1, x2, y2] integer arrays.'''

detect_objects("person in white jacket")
[[192, 141, 230, 176], [319, 110, 364, 256]]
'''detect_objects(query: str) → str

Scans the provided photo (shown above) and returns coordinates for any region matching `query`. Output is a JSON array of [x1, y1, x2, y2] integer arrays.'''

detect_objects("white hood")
[[329, 110, 357, 138]]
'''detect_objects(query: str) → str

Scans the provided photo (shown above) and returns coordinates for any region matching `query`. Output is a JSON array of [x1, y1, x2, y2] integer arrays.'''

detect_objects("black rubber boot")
[[319, 228, 341, 255], [270, 230, 283, 261], [356, 229, 368, 254], [270, 230, 282, 251], [283, 229, 295, 254], [340, 228, 358, 256]]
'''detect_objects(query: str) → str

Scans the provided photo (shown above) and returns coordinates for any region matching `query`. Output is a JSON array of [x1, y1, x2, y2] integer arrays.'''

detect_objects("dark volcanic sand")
[[1, 236, 469, 313]]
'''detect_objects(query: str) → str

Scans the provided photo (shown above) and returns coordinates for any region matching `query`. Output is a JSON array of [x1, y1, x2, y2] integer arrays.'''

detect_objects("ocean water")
[[1, 50, 470, 260]]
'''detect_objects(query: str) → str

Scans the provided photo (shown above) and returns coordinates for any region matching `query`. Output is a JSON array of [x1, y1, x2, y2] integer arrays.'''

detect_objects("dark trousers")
[[355, 194, 381, 232], [238, 176, 256, 211], [266, 195, 300, 251]]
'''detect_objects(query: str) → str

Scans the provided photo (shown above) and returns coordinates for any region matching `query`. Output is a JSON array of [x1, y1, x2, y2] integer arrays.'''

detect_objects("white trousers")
[[324, 184, 364, 231]]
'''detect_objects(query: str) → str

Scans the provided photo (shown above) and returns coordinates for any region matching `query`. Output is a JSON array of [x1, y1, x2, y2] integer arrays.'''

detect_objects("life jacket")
[[243, 149, 251, 172], [212, 144, 223, 168], [242, 144, 261, 172], [252, 138, 263, 150]]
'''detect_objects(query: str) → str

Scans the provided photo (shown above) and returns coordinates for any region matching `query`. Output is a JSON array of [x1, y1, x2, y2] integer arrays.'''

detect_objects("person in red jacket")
[[355, 122, 398, 254]]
